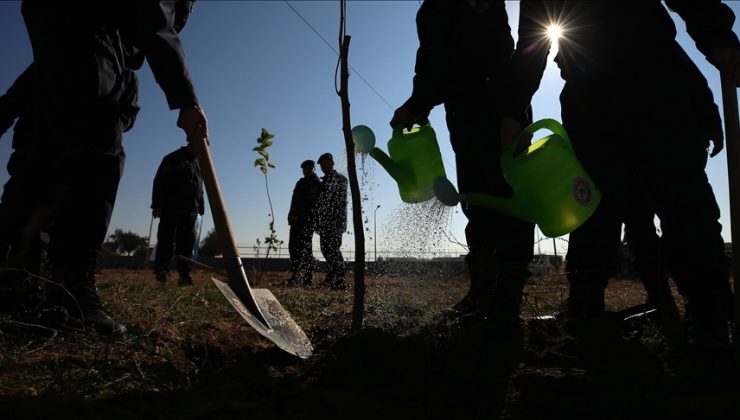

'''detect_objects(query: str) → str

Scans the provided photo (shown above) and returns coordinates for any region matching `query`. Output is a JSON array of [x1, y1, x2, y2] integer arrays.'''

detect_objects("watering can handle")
[[504, 118, 573, 158], [392, 121, 430, 138]]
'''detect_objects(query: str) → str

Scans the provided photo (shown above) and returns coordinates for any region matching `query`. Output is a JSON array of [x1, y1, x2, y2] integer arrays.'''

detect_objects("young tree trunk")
[[338, 34, 366, 331]]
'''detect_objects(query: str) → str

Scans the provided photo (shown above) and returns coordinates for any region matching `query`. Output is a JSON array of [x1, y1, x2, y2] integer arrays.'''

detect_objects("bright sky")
[[0, 1, 739, 258]]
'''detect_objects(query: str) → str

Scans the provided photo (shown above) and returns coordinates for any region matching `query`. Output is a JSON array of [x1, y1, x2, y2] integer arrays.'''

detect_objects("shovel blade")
[[212, 278, 313, 358]]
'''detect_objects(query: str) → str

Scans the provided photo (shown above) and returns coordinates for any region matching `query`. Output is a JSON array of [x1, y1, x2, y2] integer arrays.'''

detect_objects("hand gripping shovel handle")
[[720, 72, 740, 357], [188, 135, 270, 328]]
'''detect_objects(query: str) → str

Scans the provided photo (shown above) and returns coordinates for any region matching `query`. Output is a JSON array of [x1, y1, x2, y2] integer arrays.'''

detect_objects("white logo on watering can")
[[572, 177, 594, 206]]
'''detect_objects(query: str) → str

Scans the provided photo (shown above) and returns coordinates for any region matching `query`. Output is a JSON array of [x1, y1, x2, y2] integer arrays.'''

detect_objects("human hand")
[[152, 208, 162, 219], [703, 127, 725, 157], [501, 116, 531, 154], [177, 105, 208, 139], [390, 105, 429, 131], [708, 48, 740, 86]]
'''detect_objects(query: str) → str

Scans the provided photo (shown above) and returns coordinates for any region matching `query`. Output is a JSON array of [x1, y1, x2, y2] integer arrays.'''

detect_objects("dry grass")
[[0, 268, 681, 403]]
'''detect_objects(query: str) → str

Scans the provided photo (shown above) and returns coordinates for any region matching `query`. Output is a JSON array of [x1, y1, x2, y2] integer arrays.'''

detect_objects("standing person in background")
[[390, 0, 534, 331], [151, 143, 205, 287], [287, 160, 321, 287], [315, 153, 348, 290], [501, 0, 740, 355], [12, 0, 207, 334]]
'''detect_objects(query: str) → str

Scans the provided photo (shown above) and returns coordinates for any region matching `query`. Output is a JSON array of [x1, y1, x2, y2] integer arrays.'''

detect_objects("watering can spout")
[[352, 123, 446, 203], [369, 147, 410, 186]]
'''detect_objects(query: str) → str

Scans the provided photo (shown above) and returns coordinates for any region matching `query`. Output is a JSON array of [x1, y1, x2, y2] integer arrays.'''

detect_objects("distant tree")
[[107, 229, 148, 256], [199, 228, 220, 257]]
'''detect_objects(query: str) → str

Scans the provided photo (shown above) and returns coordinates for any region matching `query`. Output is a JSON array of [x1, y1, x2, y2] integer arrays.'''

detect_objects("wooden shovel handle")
[[720, 72, 740, 356], [189, 135, 269, 327]]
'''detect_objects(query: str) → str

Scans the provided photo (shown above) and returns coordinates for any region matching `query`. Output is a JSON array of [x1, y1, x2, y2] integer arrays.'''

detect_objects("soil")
[[0, 269, 739, 420]]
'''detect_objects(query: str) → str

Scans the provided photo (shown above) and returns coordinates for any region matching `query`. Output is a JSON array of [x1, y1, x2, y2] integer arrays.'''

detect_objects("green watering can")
[[353, 123, 446, 203], [434, 118, 601, 238]]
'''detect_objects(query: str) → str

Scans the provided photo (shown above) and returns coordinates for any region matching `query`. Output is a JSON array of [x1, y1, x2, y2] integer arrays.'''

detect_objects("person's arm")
[[500, 0, 552, 149], [131, 1, 207, 138], [151, 155, 173, 217], [118, 70, 140, 133], [666, 0, 740, 84], [390, 0, 451, 130], [288, 180, 301, 225], [675, 45, 725, 156], [0, 64, 35, 138]]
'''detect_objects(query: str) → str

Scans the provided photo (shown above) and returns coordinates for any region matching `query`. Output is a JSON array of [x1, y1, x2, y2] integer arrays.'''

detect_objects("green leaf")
[[260, 167, 267, 175], [258, 149, 269, 159], [267, 162, 276, 169]]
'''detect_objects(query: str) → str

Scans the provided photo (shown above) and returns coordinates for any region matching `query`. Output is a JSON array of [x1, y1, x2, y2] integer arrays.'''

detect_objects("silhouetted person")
[[390, 0, 533, 327], [621, 49, 723, 331], [0, 63, 139, 317], [10, 0, 207, 334], [315, 153, 348, 290], [287, 160, 321, 286], [502, 0, 740, 355], [151, 143, 205, 286]]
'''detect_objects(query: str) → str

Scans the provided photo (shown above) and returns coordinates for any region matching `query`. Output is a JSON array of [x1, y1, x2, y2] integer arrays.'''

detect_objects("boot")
[[299, 271, 313, 286], [286, 273, 302, 287], [154, 268, 168, 285], [452, 253, 494, 315], [472, 263, 530, 330], [566, 270, 607, 320], [684, 294, 731, 358], [178, 272, 194, 287], [46, 265, 125, 335], [0, 240, 45, 314], [320, 273, 336, 288]]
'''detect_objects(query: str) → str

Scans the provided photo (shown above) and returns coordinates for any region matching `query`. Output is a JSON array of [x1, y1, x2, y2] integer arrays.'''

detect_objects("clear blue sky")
[[0, 1, 738, 258]]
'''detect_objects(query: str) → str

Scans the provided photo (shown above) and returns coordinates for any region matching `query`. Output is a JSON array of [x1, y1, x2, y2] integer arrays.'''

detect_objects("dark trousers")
[[288, 222, 314, 279], [318, 228, 345, 280], [445, 99, 535, 270], [562, 67, 730, 314], [19, 2, 126, 280], [155, 213, 197, 275]]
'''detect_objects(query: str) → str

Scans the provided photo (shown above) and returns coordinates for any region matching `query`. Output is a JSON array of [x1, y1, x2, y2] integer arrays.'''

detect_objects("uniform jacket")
[[315, 170, 348, 233], [289, 174, 321, 227], [21, 0, 198, 111], [402, 0, 514, 116], [0, 63, 139, 150], [151, 147, 205, 217]]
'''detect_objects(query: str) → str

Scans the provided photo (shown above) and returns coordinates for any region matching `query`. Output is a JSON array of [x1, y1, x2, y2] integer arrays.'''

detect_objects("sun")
[[546, 24, 563, 42]]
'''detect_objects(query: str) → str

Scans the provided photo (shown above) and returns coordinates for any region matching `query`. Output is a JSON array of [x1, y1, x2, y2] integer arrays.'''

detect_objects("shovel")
[[189, 135, 313, 359], [720, 71, 740, 358]]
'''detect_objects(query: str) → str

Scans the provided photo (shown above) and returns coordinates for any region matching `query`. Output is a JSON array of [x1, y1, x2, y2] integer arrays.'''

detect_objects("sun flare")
[[546, 24, 562, 42]]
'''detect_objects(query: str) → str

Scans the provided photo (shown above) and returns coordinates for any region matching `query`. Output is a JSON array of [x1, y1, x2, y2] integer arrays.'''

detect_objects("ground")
[[0, 268, 739, 419]]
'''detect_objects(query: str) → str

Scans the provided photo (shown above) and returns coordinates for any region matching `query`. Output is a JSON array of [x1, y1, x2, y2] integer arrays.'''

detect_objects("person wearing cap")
[[286, 159, 321, 286], [314, 153, 348, 290]]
